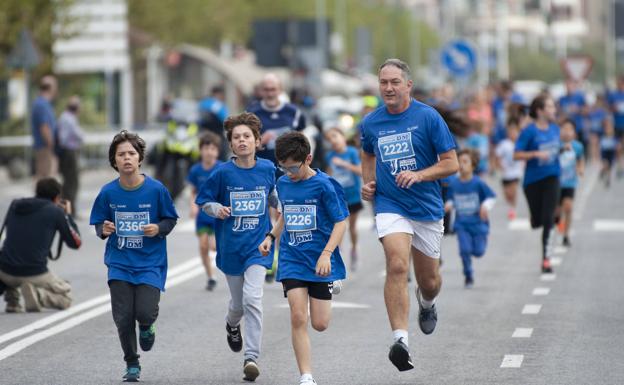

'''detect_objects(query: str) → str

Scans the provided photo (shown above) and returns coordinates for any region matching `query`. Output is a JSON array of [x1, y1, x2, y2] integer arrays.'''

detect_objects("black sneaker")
[[388, 338, 414, 371], [416, 288, 437, 335], [562, 236, 571, 247], [139, 324, 156, 351], [464, 276, 474, 289], [226, 323, 243, 352], [243, 358, 260, 382], [123, 365, 141, 382], [206, 279, 217, 291]]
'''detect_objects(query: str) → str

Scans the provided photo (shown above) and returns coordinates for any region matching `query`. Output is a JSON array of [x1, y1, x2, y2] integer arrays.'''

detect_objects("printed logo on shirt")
[[406, 125, 418, 132], [115, 212, 150, 237], [288, 231, 313, 246], [538, 141, 559, 166], [116, 236, 143, 249], [284, 205, 317, 232], [455, 193, 480, 216], [378, 132, 417, 175], [230, 190, 266, 217], [232, 217, 260, 232], [138, 203, 151, 208]]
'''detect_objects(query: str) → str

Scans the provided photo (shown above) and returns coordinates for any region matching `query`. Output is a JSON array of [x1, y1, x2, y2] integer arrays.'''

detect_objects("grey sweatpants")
[[225, 264, 266, 361]]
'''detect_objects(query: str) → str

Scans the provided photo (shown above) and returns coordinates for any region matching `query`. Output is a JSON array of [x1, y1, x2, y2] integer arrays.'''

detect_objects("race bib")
[[115, 212, 150, 237], [378, 133, 415, 162], [284, 205, 317, 232], [333, 167, 355, 187], [230, 191, 266, 217], [455, 193, 480, 216], [538, 141, 559, 166]]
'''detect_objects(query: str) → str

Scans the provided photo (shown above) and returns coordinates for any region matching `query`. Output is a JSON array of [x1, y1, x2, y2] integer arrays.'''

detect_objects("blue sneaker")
[[139, 324, 156, 351], [123, 365, 141, 382], [388, 338, 414, 371], [416, 288, 437, 335]]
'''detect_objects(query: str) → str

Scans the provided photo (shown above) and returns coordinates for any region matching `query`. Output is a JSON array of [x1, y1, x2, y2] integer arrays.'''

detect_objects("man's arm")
[[41, 123, 54, 149], [57, 211, 82, 249], [361, 150, 376, 184]]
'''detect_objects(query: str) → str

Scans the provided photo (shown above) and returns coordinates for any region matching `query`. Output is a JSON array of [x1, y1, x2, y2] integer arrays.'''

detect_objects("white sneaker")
[[299, 378, 317, 385], [331, 280, 342, 295]]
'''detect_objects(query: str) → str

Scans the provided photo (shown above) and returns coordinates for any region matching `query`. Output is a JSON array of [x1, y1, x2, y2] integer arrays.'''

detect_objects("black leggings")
[[109, 280, 160, 366], [523, 176, 560, 260]]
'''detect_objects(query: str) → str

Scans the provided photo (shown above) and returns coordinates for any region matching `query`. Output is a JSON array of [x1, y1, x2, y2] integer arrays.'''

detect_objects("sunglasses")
[[278, 161, 304, 175]]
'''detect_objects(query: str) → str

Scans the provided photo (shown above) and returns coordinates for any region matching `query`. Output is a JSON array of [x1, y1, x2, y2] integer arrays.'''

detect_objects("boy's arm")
[[259, 214, 284, 256], [316, 219, 347, 276]]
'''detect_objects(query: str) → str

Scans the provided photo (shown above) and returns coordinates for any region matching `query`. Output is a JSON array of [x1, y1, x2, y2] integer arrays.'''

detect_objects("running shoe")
[[416, 287, 437, 335], [206, 279, 217, 291], [123, 365, 141, 382], [299, 377, 317, 385], [465, 276, 474, 289], [562, 236, 571, 247], [243, 359, 260, 382], [388, 337, 414, 371], [226, 323, 243, 352], [541, 258, 553, 274], [139, 324, 156, 351]]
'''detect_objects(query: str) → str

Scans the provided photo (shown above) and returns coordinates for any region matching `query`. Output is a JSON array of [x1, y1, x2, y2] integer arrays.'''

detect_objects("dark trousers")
[[58, 149, 80, 211], [109, 280, 160, 366], [524, 176, 560, 259]]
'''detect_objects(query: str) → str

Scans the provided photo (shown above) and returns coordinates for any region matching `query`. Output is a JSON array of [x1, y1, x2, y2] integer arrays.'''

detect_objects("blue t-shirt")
[[608, 90, 624, 130], [465, 133, 490, 174], [198, 97, 229, 123], [360, 100, 456, 221], [247, 102, 306, 164], [187, 161, 221, 229], [588, 107, 608, 134], [31, 96, 56, 150], [559, 92, 586, 133], [89, 176, 179, 291], [447, 175, 495, 234], [601, 135, 618, 151], [195, 158, 276, 276], [276, 170, 348, 283], [559, 140, 584, 189], [515, 122, 561, 186], [325, 146, 362, 205]]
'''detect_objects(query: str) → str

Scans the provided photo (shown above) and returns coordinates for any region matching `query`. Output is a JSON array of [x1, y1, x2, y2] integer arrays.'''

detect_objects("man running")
[[359, 58, 458, 371]]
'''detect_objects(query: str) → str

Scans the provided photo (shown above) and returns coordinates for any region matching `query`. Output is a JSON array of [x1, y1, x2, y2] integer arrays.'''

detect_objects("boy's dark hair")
[[507, 103, 528, 123], [108, 130, 146, 171], [35, 177, 62, 200], [199, 131, 222, 149], [529, 94, 550, 119], [457, 148, 479, 169], [275, 131, 310, 163], [224, 112, 262, 143], [559, 118, 576, 131]]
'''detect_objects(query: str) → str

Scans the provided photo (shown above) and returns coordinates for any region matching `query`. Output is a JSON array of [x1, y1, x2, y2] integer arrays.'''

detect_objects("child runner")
[[557, 119, 585, 247], [600, 119, 619, 188], [514, 95, 561, 274], [187, 132, 222, 291], [259, 131, 348, 385], [195, 112, 276, 382], [465, 122, 490, 176], [324, 127, 362, 271], [90, 130, 178, 382], [495, 119, 524, 220], [445, 149, 495, 288]]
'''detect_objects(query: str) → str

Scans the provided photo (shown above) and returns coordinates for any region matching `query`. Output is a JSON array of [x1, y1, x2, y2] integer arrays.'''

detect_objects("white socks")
[[392, 329, 409, 345], [418, 289, 436, 309]]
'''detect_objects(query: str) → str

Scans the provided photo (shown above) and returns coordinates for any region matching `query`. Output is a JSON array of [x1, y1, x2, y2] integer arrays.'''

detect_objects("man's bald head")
[[260, 73, 282, 108]]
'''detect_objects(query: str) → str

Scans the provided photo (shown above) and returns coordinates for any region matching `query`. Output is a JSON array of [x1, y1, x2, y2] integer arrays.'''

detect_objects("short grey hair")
[[378, 58, 412, 81]]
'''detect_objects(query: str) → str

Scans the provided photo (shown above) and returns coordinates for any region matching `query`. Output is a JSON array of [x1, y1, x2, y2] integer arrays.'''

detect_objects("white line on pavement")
[[500, 354, 524, 368], [0, 258, 203, 356], [276, 301, 371, 309], [593, 219, 624, 232], [532, 287, 551, 296], [573, 165, 599, 221], [553, 245, 568, 255], [550, 257, 563, 266], [540, 273, 556, 281], [522, 304, 542, 315], [512, 328, 533, 338], [508, 218, 530, 231]]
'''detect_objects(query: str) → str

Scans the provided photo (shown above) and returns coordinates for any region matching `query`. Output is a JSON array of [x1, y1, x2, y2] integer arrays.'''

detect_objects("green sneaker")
[[123, 365, 141, 382], [139, 324, 156, 351]]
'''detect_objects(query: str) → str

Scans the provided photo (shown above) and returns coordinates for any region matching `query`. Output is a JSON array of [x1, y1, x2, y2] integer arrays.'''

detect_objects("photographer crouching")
[[0, 178, 82, 312]]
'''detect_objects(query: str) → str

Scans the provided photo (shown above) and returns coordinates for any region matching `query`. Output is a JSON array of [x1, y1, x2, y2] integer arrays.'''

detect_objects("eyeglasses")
[[278, 161, 304, 175]]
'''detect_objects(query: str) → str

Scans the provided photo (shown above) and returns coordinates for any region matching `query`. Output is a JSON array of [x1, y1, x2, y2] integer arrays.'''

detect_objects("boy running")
[[557, 119, 584, 247], [445, 149, 496, 288], [259, 131, 348, 385], [187, 132, 222, 290], [90, 130, 179, 382], [195, 112, 276, 382]]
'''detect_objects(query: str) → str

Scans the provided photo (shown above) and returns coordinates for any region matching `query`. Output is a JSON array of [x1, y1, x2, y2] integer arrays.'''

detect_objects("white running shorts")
[[375, 213, 444, 259]]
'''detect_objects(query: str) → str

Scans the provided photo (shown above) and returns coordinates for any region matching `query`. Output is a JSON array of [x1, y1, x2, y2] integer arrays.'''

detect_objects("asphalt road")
[[0, 164, 622, 385]]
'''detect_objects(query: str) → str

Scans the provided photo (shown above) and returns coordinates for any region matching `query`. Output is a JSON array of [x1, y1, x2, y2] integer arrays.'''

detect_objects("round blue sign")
[[440, 40, 477, 77]]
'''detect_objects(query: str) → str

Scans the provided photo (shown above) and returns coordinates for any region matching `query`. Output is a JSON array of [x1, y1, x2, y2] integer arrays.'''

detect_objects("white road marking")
[[553, 245, 568, 255], [500, 354, 524, 368], [522, 304, 542, 314], [593, 219, 624, 232], [277, 301, 370, 309], [540, 273, 556, 281], [508, 218, 530, 231], [512, 328, 534, 338], [573, 165, 599, 221], [532, 287, 551, 296], [550, 257, 563, 266], [0, 258, 205, 361]]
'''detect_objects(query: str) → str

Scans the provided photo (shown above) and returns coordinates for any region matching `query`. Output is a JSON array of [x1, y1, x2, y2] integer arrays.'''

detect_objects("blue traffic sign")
[[440, 40, 477, 77]]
